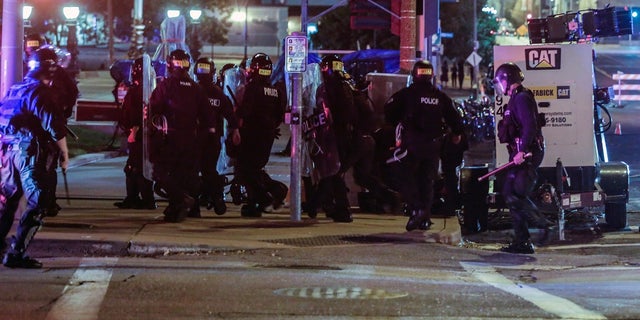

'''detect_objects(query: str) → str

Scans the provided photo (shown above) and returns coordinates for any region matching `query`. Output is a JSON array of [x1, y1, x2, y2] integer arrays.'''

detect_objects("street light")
[[167, 9, 181, 18], [189, 9, 202, 22], [23, 5, 33, 28], [63, 5, 80, 79], [231, 6, 248, 60]]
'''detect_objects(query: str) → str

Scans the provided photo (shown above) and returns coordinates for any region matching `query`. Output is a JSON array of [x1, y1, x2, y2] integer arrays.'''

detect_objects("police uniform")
[[494, 62, 549, 254], [149, 50, 215, 222], [195, 58, 240, 215], [114, 59, 156, 210], [384, 60, 463, 231], [311, 56, 360, 222], [25, 44, 79, 217], [306, 82, 351, 221], [235, 53, 287, 217], [0, 48, 69, 268]]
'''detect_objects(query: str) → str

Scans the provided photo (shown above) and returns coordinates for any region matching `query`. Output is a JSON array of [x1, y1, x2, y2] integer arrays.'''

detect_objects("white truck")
[[459, 43, 630, 238]]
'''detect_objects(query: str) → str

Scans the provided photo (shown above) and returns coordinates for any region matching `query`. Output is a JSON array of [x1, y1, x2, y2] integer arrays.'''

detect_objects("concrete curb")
[[68, 151, 121, 169]]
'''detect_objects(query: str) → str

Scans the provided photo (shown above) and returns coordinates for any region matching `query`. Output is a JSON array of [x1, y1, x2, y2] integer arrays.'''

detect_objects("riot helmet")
[[320, 55, 344, 78], [410, 60, 434, 84], [493, 62, 524, 96], [166, 49, 191, 74], [131, 57, 144, 85], [24, 33, 47, 57], [248, 53, 272, 81], [194, 57, 216, 83], [26, 47, 58, 80]]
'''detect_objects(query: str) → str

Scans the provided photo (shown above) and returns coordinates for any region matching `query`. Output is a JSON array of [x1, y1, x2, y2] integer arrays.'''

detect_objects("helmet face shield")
[[195, 62, 212, 75], [167, 49, 191, 73], [411, 60, 434, 84], [493, 77, 507, 96], [248, 53, 272, 80], [494, 62, 524, 95], [27, 48, 58, 79]]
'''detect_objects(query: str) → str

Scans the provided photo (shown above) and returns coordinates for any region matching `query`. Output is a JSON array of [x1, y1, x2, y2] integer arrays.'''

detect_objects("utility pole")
[[399, 0, 416, 73], [287, 0, 309, 222], [473, 0, 480, 98], [108, 0, 115, 64], [128, 0, 144, 59], [1, 0, 24, 98]]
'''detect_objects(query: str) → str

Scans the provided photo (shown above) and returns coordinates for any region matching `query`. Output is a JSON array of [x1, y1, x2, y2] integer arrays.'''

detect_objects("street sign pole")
[[466, 49, 482, 99], [284, 32, 308, 222]]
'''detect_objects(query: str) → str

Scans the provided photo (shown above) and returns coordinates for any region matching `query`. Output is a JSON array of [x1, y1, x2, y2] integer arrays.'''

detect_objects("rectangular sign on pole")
[[285, 35, 308, 73]]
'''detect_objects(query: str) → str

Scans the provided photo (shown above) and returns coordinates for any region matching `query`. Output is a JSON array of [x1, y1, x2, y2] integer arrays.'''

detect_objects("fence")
[[612, 72, 640, 106]]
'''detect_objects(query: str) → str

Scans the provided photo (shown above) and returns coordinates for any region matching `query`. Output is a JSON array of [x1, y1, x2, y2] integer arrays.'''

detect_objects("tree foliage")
[[441, 0, 497, 68], [310, 5, 399, 50], [310, 1, 497, 68], [22, 0, 233, 54]]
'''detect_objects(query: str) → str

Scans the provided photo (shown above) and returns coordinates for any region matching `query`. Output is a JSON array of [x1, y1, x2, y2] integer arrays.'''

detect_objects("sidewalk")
[[39, 135, 639, 259], [38, 199, 462, 257], [42, 136, 462, 257], [37, 70, 635, 259]]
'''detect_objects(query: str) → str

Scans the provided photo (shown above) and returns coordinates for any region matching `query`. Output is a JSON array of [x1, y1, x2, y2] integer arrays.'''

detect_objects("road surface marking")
[[45, 257, 118, 320], [460, 261, 606, 319]]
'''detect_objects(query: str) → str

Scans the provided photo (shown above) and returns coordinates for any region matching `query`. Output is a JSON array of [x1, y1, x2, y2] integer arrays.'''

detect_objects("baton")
[[477, 152, 532, 182], [225, 85, 239, 108], [62, 168, 70, 205], [65, 125, 79, 141]]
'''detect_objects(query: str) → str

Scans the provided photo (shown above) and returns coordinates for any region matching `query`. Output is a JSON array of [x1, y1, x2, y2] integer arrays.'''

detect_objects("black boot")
[[3, 238, 42, 269], [211, 197, 227, 215], [3, 252, 42, 269], [331, 207, 353, 223], [406, 209, 429, 231], [500, 241, 535, 254], [241, 203, 262, 217], [418, 219, 434, 230], [114, 197, 141, 209]]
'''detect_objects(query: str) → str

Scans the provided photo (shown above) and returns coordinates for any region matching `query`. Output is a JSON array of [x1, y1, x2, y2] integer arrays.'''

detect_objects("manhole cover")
[[273, 287, 408, 299]]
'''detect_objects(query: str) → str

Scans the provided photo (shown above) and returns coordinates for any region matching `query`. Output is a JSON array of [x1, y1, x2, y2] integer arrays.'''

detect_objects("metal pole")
[[129, 0, 144, 59], [1, 0, 24, 98], [243, 4, 248, 60], [473, 0, 480, 99], [288, 1, 308, 222], [67, 22, 79, 80], [107, 0, 114, 64], [290, 71, 302, 222]]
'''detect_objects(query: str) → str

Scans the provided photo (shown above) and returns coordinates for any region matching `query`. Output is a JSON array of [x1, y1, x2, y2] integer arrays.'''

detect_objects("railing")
[[612, 71, 640, 106]]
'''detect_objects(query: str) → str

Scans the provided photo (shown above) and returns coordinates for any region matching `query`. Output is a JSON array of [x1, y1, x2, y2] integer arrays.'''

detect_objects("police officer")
[[194, 57, 241, 215], [149, 49, 215, 222], [0, 48, 69, 268], [309, 55, 359, 222], [384, 60, 464, 231], [113, 58, 156, 210], [494, 62, 550, 254], [235, 53, 287, 217], [24, 35, 79, 217], [319, 55, 398, 219]]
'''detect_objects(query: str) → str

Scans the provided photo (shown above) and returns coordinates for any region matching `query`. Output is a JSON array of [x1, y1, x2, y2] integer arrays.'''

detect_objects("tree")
[[310, 5, 399, 50], [441, 0, 497, 69], [36, 0, 233, 57]]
